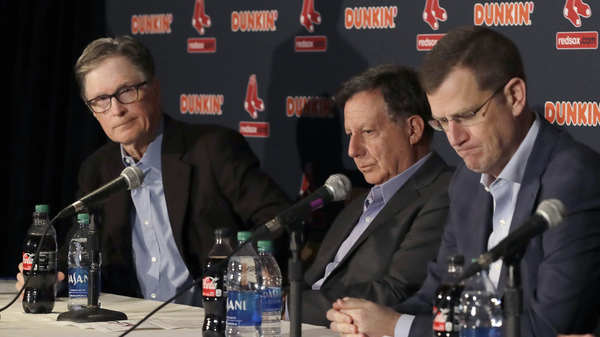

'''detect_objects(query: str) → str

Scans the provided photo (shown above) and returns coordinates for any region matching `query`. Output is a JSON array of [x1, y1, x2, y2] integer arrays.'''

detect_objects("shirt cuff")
[[393, 314, 415, 337]]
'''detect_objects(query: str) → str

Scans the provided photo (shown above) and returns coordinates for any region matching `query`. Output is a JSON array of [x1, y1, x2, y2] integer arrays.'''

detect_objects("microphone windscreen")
[[121, 166, 145, 190], [325, 174, 352, 201], [536, 199, 566, 229]]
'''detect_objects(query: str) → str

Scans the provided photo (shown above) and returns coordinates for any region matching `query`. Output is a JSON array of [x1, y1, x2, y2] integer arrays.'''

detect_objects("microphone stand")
[[503, 250, 524, 337], [288, 227, 304, 337], [57, 212, 127, 322]]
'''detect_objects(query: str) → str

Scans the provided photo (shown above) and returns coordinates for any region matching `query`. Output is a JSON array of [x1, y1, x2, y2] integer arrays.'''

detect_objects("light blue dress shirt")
[[121, 119, 201, 306], [312, 152, 432, 290], [394, 114, 541, 337]]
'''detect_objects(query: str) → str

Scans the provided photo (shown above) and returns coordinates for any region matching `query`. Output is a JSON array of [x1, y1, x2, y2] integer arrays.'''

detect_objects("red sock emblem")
[[564, 0, 592, 27], [423, 0, 447, 30], [244, 75, 264, 119], [300, 0, 321, 33], [192, 0, 212, 35]]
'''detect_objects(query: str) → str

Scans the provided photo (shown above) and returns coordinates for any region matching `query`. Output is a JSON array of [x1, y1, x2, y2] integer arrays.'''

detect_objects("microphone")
[[252, 173, 352, 239], [462, 199, 566, 279], [56, 166, 145, 219]]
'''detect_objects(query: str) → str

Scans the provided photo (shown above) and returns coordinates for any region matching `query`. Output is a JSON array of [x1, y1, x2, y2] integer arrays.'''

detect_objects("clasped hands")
[[326, 297, 400, 337]]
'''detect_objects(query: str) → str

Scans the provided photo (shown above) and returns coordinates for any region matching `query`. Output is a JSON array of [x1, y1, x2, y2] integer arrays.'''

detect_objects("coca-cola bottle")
[[22, 204, 57, 314], [203, 228, 234, 337], [433, 254, 465, 337]]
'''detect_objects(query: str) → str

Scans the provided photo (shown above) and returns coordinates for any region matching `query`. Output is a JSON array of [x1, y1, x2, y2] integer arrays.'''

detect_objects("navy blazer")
[[396, 117, 600, 336], [302, 152, 453, 326]]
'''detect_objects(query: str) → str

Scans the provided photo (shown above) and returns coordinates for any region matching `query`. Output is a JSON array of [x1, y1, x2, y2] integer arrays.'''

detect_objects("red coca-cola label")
[[433, 306, 448, 331], [203, 276, 222, 297], [23, 252, 34, 271]]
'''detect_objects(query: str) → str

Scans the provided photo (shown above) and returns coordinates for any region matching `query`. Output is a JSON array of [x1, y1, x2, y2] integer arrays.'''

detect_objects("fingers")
[[58, 271, 66, 282], [336, 297, 368, 310], [330, 321, 359, 335]]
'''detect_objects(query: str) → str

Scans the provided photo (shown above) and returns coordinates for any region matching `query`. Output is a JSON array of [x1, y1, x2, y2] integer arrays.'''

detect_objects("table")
[[0, 281, 337, 337]]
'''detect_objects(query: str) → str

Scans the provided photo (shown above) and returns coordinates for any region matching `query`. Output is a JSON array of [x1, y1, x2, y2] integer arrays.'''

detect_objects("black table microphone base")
[[57, 307, 128, 323]]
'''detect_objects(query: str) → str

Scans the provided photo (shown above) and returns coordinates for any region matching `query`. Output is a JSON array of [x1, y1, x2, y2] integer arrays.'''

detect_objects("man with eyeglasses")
[[15, 35, 291, 306], [327, 25, 600, 336]]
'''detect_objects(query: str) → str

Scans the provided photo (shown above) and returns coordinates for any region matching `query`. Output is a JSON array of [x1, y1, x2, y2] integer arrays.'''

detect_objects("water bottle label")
[[262, 287, 282, 313], [227, 290, 262, 326], [22, 252, 56, 272], [68, 267, 89, 298]]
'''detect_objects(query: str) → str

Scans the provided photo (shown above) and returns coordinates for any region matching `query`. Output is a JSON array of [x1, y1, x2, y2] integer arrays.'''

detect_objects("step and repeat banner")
[[104, 0, 600, 220]]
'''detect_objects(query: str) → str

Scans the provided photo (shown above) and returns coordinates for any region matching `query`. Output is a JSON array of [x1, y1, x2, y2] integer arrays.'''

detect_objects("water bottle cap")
[[35, 204, 50, 212], [215, 228, 231, 238], [77, 213, 90, 221], [237, 231, 251, 241], [257, 240, 272, 248]]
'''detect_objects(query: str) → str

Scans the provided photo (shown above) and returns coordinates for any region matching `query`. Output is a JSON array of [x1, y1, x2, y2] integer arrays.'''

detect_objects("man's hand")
[[16, 263, 65, 300], [327, 297, 401, 337]]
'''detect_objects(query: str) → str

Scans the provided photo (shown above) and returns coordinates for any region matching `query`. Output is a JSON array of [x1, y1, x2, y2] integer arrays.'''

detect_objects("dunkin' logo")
[[131, 14, 173, 35], [192, 0, 211, 35], [286, 96, 334, 118], [232, 10, 278, 32], [423, 0, 447, 30], [564, 0, 592, 27], [244, 75, 264, 119], [545, 101, 600, 126], [345, 6, 397, 29], [474, 2, 534, 26], [180, 94, 224, 115]]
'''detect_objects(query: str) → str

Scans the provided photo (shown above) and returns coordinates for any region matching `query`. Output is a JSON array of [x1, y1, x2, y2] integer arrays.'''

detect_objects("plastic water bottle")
[[458, 264, 502, 337], [258, 240, 282, 337], [67, 213, 92, 311], [22, 204, 57, 314], [226, 231, 262, 337]]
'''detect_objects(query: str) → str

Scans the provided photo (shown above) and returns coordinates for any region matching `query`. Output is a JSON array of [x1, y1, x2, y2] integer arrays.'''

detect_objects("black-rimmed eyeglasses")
[[85, 81, 148, 114]]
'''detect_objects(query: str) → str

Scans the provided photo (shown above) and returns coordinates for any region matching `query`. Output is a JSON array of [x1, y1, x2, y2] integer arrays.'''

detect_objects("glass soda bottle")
[[22, 204, 57, 314], [203, 228, 234, 337], [433, 254, 465, 337]]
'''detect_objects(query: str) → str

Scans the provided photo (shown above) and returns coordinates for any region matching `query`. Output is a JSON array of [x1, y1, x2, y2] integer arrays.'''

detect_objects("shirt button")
[[495, 264, 500, 270], [151, 293, 156, 299], [500, 220, 506, 226], [484, 186, 490, 192], [365, 217, 371, 223], [152, 257, 157, 262], [144, 220, 150, 225]]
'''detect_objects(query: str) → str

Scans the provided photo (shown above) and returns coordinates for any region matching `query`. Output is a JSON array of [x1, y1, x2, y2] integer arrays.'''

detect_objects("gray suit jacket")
[[397, 118, 600, 336], [301, 152, 453, 326]]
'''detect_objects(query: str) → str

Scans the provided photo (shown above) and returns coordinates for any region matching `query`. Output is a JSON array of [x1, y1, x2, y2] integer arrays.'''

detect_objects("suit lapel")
[[161, 118, 192, 257], [496, 118, 559, 292], [334, 152, 447, 273]]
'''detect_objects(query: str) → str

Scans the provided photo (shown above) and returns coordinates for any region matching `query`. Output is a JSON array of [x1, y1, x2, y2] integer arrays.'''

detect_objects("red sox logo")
[[192, 0, 211, 35], [300, 0, 321, 32], [423, 0, 447, 30], [564, 0, 592, 27], [244, 75, 264, 119]]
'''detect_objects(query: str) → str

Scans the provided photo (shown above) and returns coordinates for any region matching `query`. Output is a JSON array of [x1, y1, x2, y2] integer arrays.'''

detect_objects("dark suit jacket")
[[58, 116, 291, 298], [396, 118, 600, 336], [301, 152, 453, 326]]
